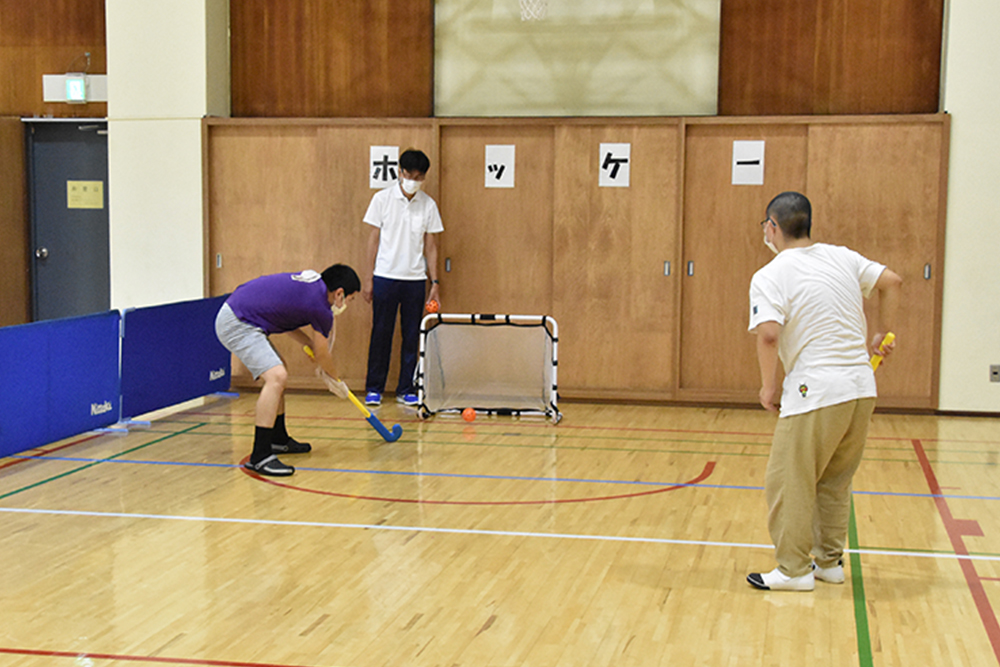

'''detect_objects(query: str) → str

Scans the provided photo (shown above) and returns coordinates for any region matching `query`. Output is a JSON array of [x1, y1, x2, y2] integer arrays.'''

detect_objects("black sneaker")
[[244, 454, 294, 476], [271, 438, 311, 454]]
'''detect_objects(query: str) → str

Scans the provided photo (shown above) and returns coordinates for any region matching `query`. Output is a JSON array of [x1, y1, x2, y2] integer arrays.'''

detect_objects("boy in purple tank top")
[[215, 264, 361, 476]]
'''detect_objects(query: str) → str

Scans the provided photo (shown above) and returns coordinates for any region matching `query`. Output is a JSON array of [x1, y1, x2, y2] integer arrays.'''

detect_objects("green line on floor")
[[0, 423, 206, 500], [850, 498, 874, 667]]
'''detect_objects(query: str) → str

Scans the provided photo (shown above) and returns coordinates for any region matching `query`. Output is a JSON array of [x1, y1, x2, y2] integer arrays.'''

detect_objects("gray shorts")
[[215, 302, 283, 380]]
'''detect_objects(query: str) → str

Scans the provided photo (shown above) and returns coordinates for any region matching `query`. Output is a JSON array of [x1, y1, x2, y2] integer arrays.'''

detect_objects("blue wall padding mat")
[[0, 311, 121, 457], [120, 295, 231, 419]]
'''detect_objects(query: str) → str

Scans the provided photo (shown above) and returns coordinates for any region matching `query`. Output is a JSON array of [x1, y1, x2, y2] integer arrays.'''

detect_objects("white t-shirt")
[[748, 243, 886, 418], [364, 184, 444, 281]]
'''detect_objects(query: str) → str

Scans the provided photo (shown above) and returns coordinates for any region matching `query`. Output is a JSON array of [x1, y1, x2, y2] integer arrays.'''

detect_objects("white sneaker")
[[812, 561, 845, 584], [747, 567, 815, 591]]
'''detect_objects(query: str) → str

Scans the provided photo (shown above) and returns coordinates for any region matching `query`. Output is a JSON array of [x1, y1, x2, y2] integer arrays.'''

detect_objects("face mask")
[[763, 224, 779, 255], [331, 291, 348, 316], [401, 178, 422, 195]]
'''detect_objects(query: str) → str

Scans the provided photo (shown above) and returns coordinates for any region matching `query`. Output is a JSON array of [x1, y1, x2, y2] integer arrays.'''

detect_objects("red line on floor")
[[189, 410, 776, 438], [241, 458, 716, 506], [0, 434, 104, 472], [0, 647, 314, 667], [912, 438, 1000, 663], [189, 408, 957, 444], [183, 402, 1000, 447]]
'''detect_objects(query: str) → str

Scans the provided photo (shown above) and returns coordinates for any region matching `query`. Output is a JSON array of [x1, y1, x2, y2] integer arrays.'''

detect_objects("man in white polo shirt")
[[362, 149, 444, 407], [746, 191, 902, 591]]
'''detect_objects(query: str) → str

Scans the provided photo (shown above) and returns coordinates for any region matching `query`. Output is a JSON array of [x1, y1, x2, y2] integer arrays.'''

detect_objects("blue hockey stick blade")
[[366, 414, 403, 442]]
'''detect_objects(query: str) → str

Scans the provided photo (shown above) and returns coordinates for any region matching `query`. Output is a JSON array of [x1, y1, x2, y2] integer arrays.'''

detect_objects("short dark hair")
[[766, 191, 812, 239], [321, 264, 361, 295], [399, 149, 430, 174]]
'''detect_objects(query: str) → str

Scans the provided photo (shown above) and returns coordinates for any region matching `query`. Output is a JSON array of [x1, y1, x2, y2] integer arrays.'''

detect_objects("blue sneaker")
[[364, 392, 381, 406], [396, 393, 419, 406]]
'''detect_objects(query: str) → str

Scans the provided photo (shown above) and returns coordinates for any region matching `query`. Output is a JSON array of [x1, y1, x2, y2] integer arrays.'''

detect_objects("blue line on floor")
[[10, 453, 1000, 501]]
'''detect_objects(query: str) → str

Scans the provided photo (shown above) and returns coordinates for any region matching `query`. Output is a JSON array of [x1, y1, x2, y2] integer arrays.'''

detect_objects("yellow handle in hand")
[[342, 388, 372, 418], [870, 332, 896, 371], [304, 345, 371, 418]]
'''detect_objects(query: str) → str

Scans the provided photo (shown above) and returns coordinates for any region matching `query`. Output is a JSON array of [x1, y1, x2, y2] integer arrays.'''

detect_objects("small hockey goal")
[[418, 313, 560, 423]]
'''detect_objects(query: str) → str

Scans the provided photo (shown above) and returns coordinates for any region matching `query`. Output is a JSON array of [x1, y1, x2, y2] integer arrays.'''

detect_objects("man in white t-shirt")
[[362, 149, 444, 407], [746, 191, 902, 591]]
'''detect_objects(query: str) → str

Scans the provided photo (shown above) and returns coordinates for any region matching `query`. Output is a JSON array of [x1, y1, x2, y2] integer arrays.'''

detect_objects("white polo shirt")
[[748, 243, 886, 417], [364, 184, 444, 281]]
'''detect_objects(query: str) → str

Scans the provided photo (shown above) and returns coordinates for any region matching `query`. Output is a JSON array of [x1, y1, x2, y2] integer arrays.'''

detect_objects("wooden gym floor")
[[2, 393, 1000, 666]]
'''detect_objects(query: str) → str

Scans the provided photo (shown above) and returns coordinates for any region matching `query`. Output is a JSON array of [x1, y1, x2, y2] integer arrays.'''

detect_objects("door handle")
[[35, 247, 49, 259]]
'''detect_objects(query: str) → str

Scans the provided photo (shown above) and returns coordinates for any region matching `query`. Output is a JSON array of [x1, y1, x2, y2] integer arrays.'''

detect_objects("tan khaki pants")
[[766, 397, 876, 577]]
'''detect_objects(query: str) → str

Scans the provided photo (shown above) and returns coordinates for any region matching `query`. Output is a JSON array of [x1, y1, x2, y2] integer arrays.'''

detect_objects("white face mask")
[[763, 230, 779, 255], [401, 178, 422, 195], [331, 291, 348, 316]]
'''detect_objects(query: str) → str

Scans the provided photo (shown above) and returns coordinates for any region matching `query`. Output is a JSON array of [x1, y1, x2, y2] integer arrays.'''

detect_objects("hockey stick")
[[304, 346, 402, 442], [870, 331, 896, 371]]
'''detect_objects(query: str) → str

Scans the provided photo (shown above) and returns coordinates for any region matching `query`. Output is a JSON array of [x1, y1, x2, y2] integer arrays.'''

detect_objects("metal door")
[[26, 119, 110, 321]]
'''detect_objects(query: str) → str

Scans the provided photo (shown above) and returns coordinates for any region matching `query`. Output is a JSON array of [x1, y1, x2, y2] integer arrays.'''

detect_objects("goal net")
[[418, 314, 560, 422]]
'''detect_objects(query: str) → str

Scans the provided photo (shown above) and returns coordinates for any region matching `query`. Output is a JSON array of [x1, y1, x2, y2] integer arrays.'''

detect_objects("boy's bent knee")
[[260, 364, 288, 389]]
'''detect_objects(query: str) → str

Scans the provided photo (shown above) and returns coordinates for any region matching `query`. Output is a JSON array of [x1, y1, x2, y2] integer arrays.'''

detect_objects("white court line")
[[1, 506, 996, 563]]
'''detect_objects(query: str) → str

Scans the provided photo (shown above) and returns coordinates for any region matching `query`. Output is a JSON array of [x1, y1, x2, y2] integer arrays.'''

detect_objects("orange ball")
[[462, 407, 476, 422], [426, 299, 440, 314]]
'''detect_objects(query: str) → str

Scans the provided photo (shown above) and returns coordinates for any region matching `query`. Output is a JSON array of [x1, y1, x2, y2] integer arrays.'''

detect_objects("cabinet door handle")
[[924, 264, 931, 280], [663, 261, 671, 276], [445, 258, 452, 273], [687, 261, 694, 276]]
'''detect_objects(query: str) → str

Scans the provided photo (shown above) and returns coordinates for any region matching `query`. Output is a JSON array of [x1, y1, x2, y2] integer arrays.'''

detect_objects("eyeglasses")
[[760, 218, 774, 229]]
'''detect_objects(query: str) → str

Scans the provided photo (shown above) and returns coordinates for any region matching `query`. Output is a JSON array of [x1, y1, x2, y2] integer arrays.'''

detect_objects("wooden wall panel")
[[0, 118, 29, 326], [207, 120, 437, 390], [806, 120, 947, 408], [679, 116, 947, 407], [0, 0, 107, 118], [680, 124, 809, 399], [718, 0, 943, 116], [206, 116, 948, 408], [553, 124, 681, 397], [230, 0, 434, 118], [439, 125, 554, 316]]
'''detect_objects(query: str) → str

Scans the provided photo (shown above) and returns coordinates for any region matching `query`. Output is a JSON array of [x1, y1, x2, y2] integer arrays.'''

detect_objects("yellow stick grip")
[[304, 345, 371, 418], [344, 390, 372, 418], [870, 332, 896, 371]]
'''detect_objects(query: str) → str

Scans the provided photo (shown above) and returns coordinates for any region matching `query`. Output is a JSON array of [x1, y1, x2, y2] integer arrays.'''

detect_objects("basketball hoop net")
[[519, 0, 548, 21]]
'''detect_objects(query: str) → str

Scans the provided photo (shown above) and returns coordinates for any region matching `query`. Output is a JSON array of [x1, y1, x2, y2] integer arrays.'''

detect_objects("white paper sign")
[[732, 141, 765, 185], [370, 146, 400, 189], [485, 145, 515, 188], [599, 143, 631, 187]]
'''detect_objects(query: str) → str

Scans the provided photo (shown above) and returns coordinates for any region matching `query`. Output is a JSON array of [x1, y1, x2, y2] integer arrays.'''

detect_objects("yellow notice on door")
[[67, 180, 104, 209]]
